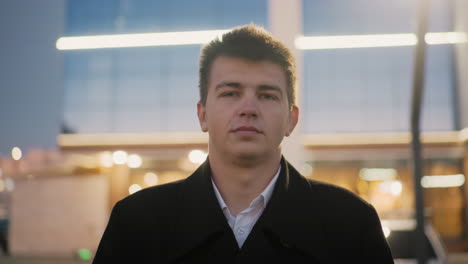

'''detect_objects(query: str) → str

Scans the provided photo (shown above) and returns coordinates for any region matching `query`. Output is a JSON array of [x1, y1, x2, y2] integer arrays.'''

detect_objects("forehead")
[[208, 56, 287, 90]]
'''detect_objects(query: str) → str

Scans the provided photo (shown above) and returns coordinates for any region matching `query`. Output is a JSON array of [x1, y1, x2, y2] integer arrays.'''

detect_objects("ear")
[[197, 102, 208, 132], [285, 105, 299, 137]]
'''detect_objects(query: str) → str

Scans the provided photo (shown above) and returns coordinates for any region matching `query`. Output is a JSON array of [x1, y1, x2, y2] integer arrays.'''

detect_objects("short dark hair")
[[198, 24, 296, 108]]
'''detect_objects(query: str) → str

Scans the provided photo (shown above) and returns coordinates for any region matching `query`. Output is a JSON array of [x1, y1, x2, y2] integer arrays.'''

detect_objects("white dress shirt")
[[211, 165, 281, 248]]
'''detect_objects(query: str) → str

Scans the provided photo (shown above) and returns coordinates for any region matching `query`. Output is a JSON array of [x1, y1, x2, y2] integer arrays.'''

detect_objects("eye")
[[259, 93, 278, 100], [221, 91, 238, 97]]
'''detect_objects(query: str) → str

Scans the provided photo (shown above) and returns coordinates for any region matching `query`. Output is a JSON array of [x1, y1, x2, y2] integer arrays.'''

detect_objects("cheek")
[[267, 112, 290, 134], [207, 110, 230, 130]]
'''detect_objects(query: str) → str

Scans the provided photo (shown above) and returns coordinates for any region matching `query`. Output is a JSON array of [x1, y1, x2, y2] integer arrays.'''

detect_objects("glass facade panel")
[[63, 0, 267, 133], [302, 0, 456, 133], [63, 0, 457, 134]]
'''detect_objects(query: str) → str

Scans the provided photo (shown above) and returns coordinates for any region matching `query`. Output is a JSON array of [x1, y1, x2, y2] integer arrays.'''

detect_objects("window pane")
[[63, 0, 267, 133], [302, 0, 455, 133]]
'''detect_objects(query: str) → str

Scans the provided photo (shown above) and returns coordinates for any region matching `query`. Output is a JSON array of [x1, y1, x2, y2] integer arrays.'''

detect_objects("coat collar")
[[260, 158, 328, 261], [167, 156, 327, 262], [167, 158, 234, 261]]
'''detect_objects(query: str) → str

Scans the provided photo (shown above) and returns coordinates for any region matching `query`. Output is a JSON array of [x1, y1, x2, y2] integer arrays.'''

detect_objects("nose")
[[238, 96, 258, 118]]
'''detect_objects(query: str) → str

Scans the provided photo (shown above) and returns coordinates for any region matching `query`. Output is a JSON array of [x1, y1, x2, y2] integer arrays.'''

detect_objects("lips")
[[232, 126, 261, 133]]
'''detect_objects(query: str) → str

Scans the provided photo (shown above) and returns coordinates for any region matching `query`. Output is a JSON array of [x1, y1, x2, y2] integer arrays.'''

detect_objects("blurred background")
[[1, 0, 468, 263]]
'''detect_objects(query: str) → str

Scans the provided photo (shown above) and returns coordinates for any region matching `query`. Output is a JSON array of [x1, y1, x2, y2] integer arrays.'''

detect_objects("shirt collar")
[[211, 164, 281, 210]]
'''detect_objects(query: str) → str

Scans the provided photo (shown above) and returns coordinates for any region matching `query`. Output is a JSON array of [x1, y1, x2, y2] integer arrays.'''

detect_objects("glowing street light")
[[188, 150, 207, 164], [11, 146, 22, 160], [421, 174, 465, 188], [112, 151, 128, 165], [128, 184, 142, 195], [383, 226, 391, 238], [295, 32, 467, 50], [144, 172, 158, 186], [378, 180, 403, 196], [99, 152, 113, 168], [127, 154, 143, 168], [56, 30, 228, 50], [359, 168, 397, 181], [295, 33, 417, 50], [425, 32, 468, 45]]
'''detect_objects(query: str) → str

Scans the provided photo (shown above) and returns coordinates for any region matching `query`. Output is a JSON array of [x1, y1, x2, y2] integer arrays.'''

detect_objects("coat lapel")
[[167, 158, 237, 262], [167, 156, 329, 262], [259, 157, 329, 262]]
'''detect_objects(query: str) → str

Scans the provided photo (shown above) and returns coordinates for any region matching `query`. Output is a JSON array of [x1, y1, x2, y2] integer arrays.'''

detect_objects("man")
[[93, 24, 394, 263]]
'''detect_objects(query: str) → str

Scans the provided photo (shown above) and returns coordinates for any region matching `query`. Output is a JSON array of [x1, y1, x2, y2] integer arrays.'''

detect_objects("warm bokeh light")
[[128, 184, 142, 194], [421, 174, 465, 188], [99, 151, 114, 168], [425, 32, 468, 45], [461, 127, 468, 142], [56, 30, 228, 50], [382, 226, 391, 238], [379, 180, 402, 196], [0, 180, 5, 192], [359, 168, 397, 181], [188, 150, 208, 164], [11, 146, 22, 160], [5, 178, 14, 192], [144, 172, 159, 186], [112, 150, 128, 165], [300, 163, 313, 176], [127, 154, 143, 168], [295, 33, 417, 50], [390, 181, 402, 196]]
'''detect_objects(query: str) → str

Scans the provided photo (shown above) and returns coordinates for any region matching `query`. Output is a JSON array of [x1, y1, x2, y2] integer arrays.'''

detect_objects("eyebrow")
[[215, 81, 242, 90], [257, 84, 282, 95]]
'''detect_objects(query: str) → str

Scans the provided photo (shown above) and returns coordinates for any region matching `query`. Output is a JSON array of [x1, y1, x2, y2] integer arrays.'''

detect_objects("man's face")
[[197, 56, 298, 161]]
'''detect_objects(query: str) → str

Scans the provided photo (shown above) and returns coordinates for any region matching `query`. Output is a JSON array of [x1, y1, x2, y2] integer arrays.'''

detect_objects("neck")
[[209, 150, 281, 216]]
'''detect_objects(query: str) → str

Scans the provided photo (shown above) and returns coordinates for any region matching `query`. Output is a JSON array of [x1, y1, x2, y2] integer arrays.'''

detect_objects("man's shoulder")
[[307, 178, 365, 201], [293, 177, 379, 230], [302, 177, 373, 213], [285, 160, 371, 211], [116, 179, 185, 212]]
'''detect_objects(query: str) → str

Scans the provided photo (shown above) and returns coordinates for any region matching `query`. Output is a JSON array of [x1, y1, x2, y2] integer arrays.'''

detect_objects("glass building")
[[58, 0, 466, 241], [3, 0, 468, 258], [63, 0, 457, 134]]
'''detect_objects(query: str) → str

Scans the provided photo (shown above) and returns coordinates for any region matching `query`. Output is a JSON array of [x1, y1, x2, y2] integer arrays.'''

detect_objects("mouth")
[[231, 126, 262, 134]]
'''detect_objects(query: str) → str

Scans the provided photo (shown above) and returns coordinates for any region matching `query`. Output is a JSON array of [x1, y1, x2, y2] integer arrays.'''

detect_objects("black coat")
[[93, 157, 394, 263]]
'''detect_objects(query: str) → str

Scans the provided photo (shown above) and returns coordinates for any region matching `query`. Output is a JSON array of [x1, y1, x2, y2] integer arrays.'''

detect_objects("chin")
[[236, 151, 261, 160], [231, 149, 269, 164]]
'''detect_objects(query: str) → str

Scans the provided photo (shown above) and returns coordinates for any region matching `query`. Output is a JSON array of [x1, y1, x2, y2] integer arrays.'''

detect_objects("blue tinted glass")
[[302, 0, 455, 132], [66, 0, 118, 36], [63, 0, 267, 133]]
